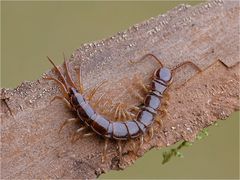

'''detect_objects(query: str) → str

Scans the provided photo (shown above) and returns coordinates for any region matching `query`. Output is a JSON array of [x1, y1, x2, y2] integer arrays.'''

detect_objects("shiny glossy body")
[[69, 67, 172, 140]]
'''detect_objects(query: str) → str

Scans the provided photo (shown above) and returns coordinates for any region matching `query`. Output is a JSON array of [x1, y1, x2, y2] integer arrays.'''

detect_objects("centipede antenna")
[[141, 54, 164, 67], [47, 56, 68, 90], [130, 53, 163, 68], [171, 61, 202, 76], [63, 53, 78, 90]]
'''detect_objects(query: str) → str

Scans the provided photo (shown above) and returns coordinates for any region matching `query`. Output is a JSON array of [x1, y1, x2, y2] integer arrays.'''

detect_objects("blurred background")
[[1, 1, 239, 179]]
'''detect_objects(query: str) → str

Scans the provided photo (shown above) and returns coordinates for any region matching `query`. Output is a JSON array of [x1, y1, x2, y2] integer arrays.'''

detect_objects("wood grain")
[[1, 0, 239, 178]]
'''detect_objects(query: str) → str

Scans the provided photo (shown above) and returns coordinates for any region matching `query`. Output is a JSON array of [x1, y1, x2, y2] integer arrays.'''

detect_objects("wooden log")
[[1, 0, 239, 178]]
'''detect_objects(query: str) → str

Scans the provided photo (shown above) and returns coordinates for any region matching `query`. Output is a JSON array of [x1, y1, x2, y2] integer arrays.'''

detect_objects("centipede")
[[43, 53, 202, 162]]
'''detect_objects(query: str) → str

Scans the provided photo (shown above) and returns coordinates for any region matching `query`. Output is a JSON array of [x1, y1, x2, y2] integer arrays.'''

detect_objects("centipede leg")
[[102, 139, 109, 163], [100, 99, 114, 115], [156, 115, 163, 127], [63, 53, 78, 90], [114, 103, 122, 120], [164, 92, 170, 101], [131, 140, 138, 154], [159, 109, 167, 118], [92, 93, 113, 115], [132, 89, 144, 102], [163, 101, 170, 108], [137, 77, 151, 95], [158, 98, 168, 118], [116, 103, 130, 121], [118, 104, 124, 121], [108, 104, 117, 114], [127, 82, 145, 102], [121, 107, 136, 119], [92, 93, 105, 108], [133, 75, 149, 93], [135, 135, 144, 153], [116, 103, 132, 121], [71, 126, 87, 143], [102, 99, 112, 109], [83, 132, 94, 137], [129, 105, 141, 113], [59, 118, 78, 133], [158, 96, 169, 118], [120, 108, 127, 121], [149, 127, 154, 139], [140, 82, 150, 93], [158, 104, 168, 119], [117, 141, 123, 162], [75, 66, 84, 93], [140, 135, 144, 147]]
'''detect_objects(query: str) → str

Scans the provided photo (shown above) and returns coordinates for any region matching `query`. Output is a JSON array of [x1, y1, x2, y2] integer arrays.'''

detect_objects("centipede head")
[[154, 67, 173, 85], [49, 54, 81, 87], [68, 87, 84, 107]]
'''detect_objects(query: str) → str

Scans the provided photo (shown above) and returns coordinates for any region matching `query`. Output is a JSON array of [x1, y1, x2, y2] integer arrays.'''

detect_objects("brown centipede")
[[43, 53, 202, 162]]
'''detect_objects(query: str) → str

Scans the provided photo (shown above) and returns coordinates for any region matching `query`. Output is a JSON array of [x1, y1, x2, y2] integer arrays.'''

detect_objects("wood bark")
[[1, 0, 239, 179]]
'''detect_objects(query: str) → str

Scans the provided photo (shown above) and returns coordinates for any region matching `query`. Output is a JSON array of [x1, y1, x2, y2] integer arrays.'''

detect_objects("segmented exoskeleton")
[[44, 53, 202, 162]]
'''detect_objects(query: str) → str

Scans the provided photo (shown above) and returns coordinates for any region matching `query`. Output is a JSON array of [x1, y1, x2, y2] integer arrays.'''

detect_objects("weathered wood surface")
[[1, 0, 239, 179]]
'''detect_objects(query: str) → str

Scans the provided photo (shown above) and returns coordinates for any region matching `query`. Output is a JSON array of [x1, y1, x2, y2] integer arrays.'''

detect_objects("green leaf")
[[196, 134, 203, 140], [184, 141, 193, 147], [176, 151, 184, 158]]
